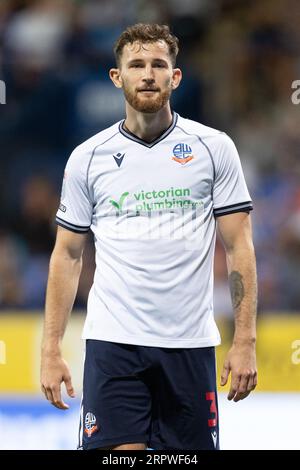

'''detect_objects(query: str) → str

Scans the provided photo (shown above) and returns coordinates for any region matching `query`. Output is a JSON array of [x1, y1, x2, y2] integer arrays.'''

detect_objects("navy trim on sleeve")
[[55, 216, 90, 233], [213, 201, 253, 217]]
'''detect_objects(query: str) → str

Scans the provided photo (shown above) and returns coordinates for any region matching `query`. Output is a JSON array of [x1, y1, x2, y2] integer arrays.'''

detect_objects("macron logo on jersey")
[[113, 152, 125, 167]]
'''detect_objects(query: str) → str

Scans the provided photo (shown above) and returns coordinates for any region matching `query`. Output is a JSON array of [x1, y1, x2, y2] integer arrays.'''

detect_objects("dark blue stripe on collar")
[[119, 112, 178, 148]]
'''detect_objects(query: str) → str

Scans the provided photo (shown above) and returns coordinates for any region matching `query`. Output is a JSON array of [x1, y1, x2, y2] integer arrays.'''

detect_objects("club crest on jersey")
[[84, 412, 98, 437], [172, 143, 194, 165], [113, 152, 125, 167]]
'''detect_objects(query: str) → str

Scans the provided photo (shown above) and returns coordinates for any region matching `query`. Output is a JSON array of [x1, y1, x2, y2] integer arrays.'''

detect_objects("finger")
[[234, 371, 257, 401], [247, 371, 258, 393], [233, 390, 251, 402], [51, 385, 69, 410], [238, 374, 250, 394], [227, 374, 241, 400], [247, 375, 256, 392], [253, 371, 258, 387], [41, 384, 46, 396], [220, 361, 230, 386], [232, 372, 251, 401], [41, 384, 50, 401], [45, 386, 54, 405], [64, 375, 75, 398]]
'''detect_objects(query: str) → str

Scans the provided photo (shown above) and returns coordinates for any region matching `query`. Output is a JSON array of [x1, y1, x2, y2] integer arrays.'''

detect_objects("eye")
[[153, 63, 167, 68]]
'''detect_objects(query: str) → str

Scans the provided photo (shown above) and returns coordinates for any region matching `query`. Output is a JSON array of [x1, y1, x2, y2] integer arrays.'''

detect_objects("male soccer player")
[[41, 23, 257, 450]]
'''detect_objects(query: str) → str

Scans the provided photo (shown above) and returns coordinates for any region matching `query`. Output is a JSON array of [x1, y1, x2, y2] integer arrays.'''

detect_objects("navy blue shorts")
[[78, 339, 219, 450]]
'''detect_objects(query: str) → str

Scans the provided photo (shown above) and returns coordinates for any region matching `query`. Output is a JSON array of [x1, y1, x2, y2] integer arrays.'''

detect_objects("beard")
[[123, 81, 172, 113]]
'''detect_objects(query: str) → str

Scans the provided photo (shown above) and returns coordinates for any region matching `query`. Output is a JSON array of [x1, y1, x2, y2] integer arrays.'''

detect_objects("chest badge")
[[172, 143, 194, 165]]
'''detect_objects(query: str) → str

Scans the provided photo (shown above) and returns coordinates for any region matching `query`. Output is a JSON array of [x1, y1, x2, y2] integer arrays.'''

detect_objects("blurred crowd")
[[0, 0, 300, 313]]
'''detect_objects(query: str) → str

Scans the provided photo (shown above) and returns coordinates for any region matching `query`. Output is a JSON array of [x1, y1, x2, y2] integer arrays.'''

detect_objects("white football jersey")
[[56, 112, 252, 348]]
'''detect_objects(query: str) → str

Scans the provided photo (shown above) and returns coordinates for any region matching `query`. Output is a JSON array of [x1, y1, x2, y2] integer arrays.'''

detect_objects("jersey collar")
[[119, 111, 178, 148]]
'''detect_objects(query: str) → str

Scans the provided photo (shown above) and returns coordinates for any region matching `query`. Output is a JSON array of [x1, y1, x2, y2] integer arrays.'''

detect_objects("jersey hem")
[[81, 333, 221, 348]]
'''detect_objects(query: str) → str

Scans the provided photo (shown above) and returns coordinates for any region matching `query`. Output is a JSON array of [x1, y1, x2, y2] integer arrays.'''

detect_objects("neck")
[[124, 103, 173, 143]]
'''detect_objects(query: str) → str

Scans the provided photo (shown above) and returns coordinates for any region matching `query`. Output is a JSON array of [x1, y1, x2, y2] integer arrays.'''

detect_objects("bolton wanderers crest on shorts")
[[84, 412, 98, 437]]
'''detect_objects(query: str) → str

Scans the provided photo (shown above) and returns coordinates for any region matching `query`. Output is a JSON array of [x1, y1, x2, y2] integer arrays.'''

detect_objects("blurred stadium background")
[[0, 0, 300, 450]]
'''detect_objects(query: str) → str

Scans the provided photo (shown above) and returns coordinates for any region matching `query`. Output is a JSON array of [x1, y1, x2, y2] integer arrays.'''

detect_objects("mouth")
[[138, 89, 160, 93]]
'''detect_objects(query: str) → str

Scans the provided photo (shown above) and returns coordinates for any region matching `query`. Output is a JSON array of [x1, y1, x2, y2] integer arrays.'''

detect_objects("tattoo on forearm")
[[229, 271, 245, 309]]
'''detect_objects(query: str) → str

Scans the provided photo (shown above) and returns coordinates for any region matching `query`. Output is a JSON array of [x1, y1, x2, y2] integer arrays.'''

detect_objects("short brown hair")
[[114, 23, 179, 68]]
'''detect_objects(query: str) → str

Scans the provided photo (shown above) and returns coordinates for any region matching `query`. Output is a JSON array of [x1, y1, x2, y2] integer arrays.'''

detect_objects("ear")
[[171, 68, 182, 90], [109, 68, 123, 88]]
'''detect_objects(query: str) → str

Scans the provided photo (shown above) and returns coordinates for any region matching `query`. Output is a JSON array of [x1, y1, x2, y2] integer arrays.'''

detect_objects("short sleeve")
[[55, 148, 93, 233], [212, 134, 253, 217]]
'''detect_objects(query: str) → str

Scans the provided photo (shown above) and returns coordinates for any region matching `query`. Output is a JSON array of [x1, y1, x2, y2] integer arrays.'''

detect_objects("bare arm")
[[217, 212, 258, 401], [41, 226, 87, 409]]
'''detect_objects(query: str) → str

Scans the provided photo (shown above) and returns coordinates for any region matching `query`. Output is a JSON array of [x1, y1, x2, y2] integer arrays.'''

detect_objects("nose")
[[143, 64, 155, 82]]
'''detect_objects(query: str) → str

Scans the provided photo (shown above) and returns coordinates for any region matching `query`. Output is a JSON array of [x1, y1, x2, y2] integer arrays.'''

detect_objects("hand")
[[40, 353, 75, 409], [220, 341, 257, 402]]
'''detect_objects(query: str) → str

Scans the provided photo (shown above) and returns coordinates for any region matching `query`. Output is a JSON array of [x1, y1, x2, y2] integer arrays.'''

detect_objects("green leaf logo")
[[109, 191, 129, 212]]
